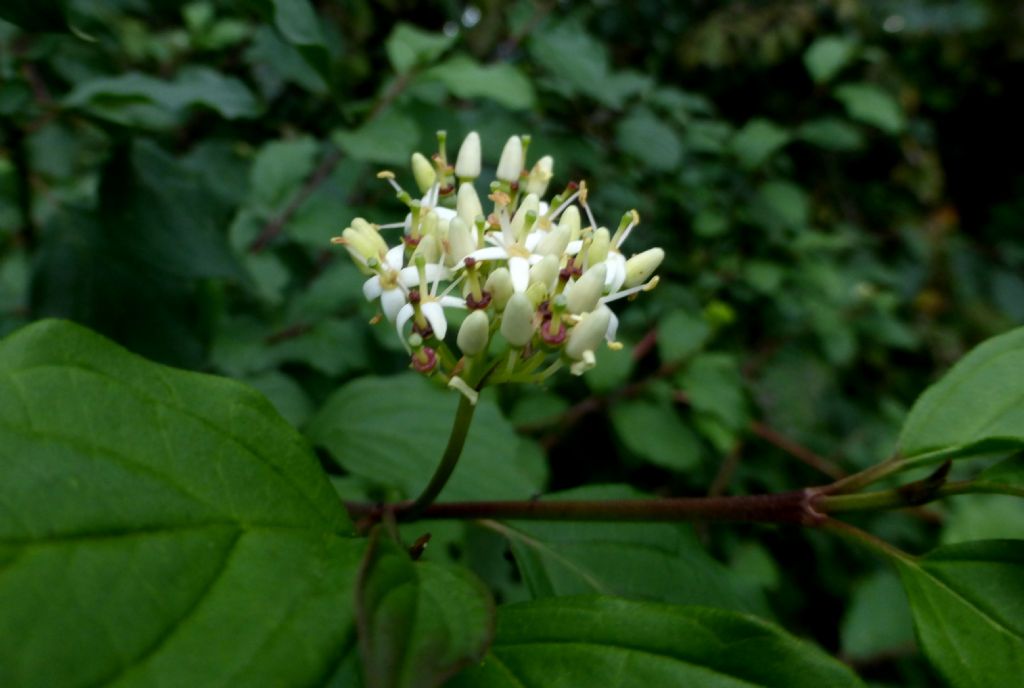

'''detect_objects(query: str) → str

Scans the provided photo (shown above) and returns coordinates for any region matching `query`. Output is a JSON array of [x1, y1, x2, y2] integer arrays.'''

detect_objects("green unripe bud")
[[623, 248, 665, 288], [413, 234, 441, 264], [535, 224, 571, 257], [525, 282, 547, 309], [342, 226, 377, 261], [588, 227, 611, 265], [411, 152, 436, 194], [496, 135, 523, 182], [511, 193, 540, 238], [529, 255, 559, 293], [485, 267, 514, 310], [559, 205, 581, 240], [447, 216, 475, 265], [525, 155, 554, 197], [566, 306, 611, 360], [457, 183, 484, 227], [420, 210, 439, 239], [501, 293, 535, 347], [455, 131, 481, 179], [457, 309, 490, 355], [567, 263, 607, 314]]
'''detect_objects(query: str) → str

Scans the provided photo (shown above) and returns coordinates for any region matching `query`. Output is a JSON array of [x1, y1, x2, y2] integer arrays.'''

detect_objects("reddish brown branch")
[[345, 489, 826, 526]]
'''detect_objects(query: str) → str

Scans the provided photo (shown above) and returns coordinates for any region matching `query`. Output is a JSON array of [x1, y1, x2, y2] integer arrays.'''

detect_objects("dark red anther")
[[439, 184, 455, 196], [540, 319, 567, 345], [537, 300, 552, 318], [567, 180, 579, 191], [510, 181, 519, 192], [412, 346, 438, 373], [465, 290, 492, 310], [408, 289, 421, 304], [463, 256, 477, 269], [403, 235, 421, 248]]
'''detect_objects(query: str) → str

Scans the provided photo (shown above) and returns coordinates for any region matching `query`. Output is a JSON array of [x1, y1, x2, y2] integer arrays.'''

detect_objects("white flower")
[[361, 244, 448, 323]]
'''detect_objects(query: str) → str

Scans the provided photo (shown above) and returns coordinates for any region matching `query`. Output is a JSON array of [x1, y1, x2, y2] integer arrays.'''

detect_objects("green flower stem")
[[398, 392, 478, 521]]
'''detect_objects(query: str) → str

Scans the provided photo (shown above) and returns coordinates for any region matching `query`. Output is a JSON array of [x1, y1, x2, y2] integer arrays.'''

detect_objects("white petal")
[[434, 206, 457, 222], [605, 253, 627, 292], [565, 239, 583, 256], [605, 309, 620, 342], [397, 263, 448, 287], [509, 256, 530, 293], [421, 301, 448, 340], [538, 201, 550, 215], [381, 288, 407, 322], [385, 244, 405, 271], [467, 246, 509, 262], [439, 295, 467, 309], [524, 230, 544, 252], [362, 275, 382, 301], [395, 303, 415, 343]]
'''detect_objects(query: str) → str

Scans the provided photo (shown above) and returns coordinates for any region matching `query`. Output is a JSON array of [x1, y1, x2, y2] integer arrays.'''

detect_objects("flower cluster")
[[331, 130, 663, 403]]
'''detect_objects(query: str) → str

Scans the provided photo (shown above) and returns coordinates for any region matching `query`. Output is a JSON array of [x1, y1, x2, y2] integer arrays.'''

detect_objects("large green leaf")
[[494, 485, 766, 615], [834, 83, 905, 134], [422, 56, 536, 110], [357, 531, 494, 688], [898, 326, 1024, 461], [306, 374, 547, 501], [803, 36, 859, 84], [64, 68, 260, 129], [0, 320, 363, 687], [896, 540, 1024, 688], [976, 455, 1024, 497], [333, 110, 421, 166], [450, 596, 864, 687], [385, 23, 456, 74]]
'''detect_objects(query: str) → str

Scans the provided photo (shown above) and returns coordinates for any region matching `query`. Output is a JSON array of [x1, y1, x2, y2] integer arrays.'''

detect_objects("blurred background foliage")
[[2, 0, 1023, 684]]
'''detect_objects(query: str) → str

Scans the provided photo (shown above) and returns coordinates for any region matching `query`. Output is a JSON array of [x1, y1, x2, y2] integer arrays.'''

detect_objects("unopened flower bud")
[[457, 183, 484, 226], [420, 210, 439, 239], [447, 217, 475, 265], [411, 152, 436, 194], [525, 282, 547, 309], [485, 267, 514, 309], [412, 234, 441, 264], [567, 263, 607, 314], [525, 155, 554, 196], [342, 226, 377, 261], [566, 306, 612, 361], [511, 193, 540, 237], [457, 309, 490, 355], [588, 227, 610, 265], [455, 131, 481, 179], [624, 248, 665, 288], [496, 135, 523, 182], [351, 218, 389, 257], [535, 224, 571, 257], [559, 205, 581, 240], [501, 292, 535, 347], [529, 255, 559, 292]]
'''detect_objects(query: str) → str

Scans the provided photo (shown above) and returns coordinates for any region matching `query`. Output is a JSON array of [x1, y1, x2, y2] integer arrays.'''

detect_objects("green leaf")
[[610, 398, 701, 471], [898, 326, 1024, 461], [64, 68, 260, 129], [679, 353, 749, 431], [658, 309, 711, 363], [840, 570, 914, 660], [834, 83, 905, 134], [495, 485, 766, 614], [803, 36, 858, 84], [977, 455, 1024, 497], [306, 374, 546, 500], [0, 320, 362, 688], [897, 540, 1024, 688], [268, 0, 329, 79], [422, 55, 536, 110], [732, 118, 790, 169], [616, 108, 682, 172], [101, 139, 242, 282], [385, 23, 456, 74], [451, 596, 864, 687], [357, 531, 494, 688], [755, 180, 810, 232], [797, 118, 865, 152], [333, 109, 420, 166], [249, 136, 320, 212]]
